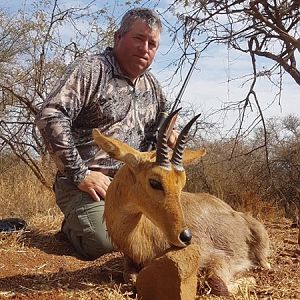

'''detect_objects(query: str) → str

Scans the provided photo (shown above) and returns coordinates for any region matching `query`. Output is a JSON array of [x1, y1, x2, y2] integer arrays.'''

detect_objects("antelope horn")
[[171, 113, 201, 170], [156, 108, 182, 168]]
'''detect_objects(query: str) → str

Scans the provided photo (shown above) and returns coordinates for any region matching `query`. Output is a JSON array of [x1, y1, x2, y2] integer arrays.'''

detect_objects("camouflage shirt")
[[35, 47, 167, 184]]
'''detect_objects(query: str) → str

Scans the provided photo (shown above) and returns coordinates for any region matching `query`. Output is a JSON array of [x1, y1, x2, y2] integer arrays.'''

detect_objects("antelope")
[[92, 110, 271, 296]]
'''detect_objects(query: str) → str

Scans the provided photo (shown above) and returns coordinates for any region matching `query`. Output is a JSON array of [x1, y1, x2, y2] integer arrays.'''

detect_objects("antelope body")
[[93, 111, 270, 296]]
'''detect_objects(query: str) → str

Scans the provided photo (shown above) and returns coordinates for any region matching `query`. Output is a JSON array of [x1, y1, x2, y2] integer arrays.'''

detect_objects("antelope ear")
[[92, 129, 141, 168], [145, 150, 156, 161], [182, 148, 206, 166]]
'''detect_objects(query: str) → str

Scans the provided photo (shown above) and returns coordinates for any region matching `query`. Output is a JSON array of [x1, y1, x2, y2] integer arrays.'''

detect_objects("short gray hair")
[[116, 8, 162, 36]]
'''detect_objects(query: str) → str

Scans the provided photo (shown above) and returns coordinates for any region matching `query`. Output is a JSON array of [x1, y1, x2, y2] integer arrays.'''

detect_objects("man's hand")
[[167, 129, 179, 149], [77, 170, 111, 202]]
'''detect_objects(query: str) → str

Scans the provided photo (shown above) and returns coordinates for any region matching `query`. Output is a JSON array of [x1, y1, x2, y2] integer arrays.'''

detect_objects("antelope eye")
[[149, 179, 164, 191]]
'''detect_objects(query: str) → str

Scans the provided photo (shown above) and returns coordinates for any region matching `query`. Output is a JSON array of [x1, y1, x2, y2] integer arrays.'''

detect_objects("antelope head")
[[92, 109, 206, 248]]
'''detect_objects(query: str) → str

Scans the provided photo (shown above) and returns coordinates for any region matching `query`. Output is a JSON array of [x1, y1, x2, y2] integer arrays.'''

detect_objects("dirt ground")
[[0, 218, 299, 300]]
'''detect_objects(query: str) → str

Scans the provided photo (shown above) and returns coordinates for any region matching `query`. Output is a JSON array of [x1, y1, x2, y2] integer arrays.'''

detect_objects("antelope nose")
[[179, 228, 192, 245]]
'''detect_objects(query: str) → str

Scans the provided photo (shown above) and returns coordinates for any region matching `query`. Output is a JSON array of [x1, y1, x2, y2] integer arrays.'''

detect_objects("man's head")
[[113, 8, 162, 82], [117, 8, 162, 36]]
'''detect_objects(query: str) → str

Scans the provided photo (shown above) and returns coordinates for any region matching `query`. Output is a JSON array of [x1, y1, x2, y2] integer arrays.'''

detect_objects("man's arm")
[[35, 58, 111, 201], [35, 60, 89, 184]]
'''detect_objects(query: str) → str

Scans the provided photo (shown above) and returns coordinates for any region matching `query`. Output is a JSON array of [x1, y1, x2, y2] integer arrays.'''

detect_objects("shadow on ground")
[[0, 256, 124, 292], [22, 229, 79, 258]]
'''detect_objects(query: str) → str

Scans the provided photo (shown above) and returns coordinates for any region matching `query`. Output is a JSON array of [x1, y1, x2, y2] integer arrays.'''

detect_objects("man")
[[35, 8, 177, 260]]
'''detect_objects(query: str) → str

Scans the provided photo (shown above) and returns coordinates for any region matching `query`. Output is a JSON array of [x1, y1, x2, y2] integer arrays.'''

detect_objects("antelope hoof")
[[123, 257, 140, 285], [123, 270, 138, 285], [207, 275, 230, 296]]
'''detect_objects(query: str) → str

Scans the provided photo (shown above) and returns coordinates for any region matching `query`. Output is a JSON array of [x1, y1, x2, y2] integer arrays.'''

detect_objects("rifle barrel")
[[171, 51, 200, 113]]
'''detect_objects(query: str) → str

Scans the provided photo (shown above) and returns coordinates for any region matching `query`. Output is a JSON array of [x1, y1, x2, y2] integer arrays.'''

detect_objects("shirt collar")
[[103, 47, 147, 83]]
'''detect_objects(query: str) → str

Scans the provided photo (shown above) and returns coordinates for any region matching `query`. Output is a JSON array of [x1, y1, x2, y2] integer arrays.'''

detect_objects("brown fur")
[[93, 129, 271, 295]]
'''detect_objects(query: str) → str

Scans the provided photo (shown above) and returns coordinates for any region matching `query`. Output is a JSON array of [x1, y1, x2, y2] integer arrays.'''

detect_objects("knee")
[[64, 224, 113, 260], [80, 230, 114, 260]]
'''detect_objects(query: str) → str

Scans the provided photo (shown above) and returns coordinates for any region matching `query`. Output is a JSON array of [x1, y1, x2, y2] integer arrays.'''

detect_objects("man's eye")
[[149, 42, 157, 48], [149, 179, 163, 191]]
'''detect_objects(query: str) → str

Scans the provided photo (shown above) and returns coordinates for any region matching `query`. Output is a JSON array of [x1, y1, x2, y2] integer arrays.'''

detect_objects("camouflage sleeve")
[[35, 57, 99, 185]]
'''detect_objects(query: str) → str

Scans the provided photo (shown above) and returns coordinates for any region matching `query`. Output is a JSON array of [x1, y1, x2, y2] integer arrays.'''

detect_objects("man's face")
[[114, 19, 160, 81]]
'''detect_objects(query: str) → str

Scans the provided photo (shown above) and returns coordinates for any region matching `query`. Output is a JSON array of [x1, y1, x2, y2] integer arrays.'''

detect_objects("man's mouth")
[[134, 55, 148, 61]]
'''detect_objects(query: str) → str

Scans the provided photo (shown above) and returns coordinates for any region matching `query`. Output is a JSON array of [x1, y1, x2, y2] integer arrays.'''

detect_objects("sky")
[[1, 0, 299, 137]]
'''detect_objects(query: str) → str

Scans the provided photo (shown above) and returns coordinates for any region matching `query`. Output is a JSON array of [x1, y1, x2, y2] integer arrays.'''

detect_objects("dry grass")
[[0, 162, 57, 221], [0, 163, 299, 299]]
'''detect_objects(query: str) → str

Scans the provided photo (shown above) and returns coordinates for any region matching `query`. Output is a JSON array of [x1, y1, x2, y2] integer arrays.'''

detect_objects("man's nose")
[[139, 41, 149, 53]]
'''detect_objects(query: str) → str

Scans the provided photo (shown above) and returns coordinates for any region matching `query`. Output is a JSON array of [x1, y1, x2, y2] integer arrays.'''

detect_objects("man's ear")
[[114, 31, 121, 44]]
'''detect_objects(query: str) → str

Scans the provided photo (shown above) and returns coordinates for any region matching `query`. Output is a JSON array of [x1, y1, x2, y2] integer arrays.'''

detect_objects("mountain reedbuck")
[[92, 110, 271, 296]]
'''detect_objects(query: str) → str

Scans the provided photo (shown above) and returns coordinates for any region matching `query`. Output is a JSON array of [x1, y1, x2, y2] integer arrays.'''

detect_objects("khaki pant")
[[54, 175, 113, 260]]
